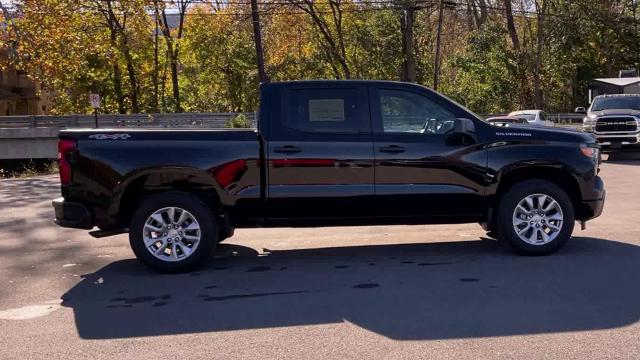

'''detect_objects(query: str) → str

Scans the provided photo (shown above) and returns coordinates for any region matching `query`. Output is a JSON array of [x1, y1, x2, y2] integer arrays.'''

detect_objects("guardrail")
[[0, 112, 583, 129], [0, 112, 257, 129], [484, 113, 585, 125]]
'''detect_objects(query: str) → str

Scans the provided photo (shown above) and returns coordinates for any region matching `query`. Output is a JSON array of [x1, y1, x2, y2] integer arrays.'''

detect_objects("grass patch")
[[0, 159, 58, 178]]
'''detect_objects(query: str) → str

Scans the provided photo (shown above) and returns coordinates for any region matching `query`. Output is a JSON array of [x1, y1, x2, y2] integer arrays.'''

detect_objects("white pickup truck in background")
[[578, 94, 640, 150]]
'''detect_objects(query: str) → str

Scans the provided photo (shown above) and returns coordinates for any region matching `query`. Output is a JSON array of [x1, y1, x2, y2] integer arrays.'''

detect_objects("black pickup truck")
[[53, 80, 605, 272]]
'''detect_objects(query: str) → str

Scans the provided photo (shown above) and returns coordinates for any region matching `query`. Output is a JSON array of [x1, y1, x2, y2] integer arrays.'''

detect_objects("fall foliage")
[[1, 0, 639, 115]]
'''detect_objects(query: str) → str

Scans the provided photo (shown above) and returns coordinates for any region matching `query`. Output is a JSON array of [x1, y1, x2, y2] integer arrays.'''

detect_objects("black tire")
[[496, 180, 575, 255], [129, 192, 218, 273]]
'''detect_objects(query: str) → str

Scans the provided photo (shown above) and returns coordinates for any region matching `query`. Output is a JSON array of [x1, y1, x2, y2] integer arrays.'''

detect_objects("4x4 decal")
[[89, 134, 132, 140]]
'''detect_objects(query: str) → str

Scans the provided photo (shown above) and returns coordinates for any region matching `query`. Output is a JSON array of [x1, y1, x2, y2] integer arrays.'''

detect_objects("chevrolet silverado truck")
[[579, 94, 640, 149], [53, 80, 605, 272]]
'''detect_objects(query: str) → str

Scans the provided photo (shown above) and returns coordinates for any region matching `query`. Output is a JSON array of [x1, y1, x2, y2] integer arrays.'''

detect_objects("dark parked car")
[[53, 80, 605, 272], [578, 94, 640, 149]]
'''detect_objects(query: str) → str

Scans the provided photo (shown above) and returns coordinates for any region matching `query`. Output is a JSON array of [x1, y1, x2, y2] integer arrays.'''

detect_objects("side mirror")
[[575, 107, 586, 114], [449, 118, 476, 146], [454, 118, 476, 134]]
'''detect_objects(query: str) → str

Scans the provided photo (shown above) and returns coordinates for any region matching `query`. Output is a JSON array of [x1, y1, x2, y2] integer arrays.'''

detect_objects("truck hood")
[[489, 125, 595, 144], [587, 109, 640, 119]]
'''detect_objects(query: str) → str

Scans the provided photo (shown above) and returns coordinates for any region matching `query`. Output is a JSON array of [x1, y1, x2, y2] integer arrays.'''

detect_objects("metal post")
[[94, 108, 98, 128]]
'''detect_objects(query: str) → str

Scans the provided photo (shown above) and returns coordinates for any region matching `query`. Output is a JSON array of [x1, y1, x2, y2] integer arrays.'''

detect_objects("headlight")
[[580, 143, 600, 167], [583, 118, 596, 131]]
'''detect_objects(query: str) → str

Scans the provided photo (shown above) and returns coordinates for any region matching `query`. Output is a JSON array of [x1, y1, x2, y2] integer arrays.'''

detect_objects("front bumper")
[[590, 132, 640, 148], [577, 176, 605, 221], [52, 197, 94, 229]]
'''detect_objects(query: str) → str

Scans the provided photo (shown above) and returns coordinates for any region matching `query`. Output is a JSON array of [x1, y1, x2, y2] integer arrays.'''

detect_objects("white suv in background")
[[508, 110, 555, 127]]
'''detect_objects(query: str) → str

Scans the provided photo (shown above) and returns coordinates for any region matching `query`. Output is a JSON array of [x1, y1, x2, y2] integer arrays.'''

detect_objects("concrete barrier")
[[0, 112, 256, 160], [0, 127, 60, 159]]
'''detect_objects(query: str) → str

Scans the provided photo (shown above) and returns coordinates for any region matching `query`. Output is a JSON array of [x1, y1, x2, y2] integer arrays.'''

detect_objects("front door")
[[370, 86, 486, 219], [265, 85, 375, 221]]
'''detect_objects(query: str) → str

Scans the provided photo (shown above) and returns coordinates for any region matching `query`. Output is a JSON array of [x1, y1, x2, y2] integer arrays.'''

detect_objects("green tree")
[[441, 21, 517, 114]]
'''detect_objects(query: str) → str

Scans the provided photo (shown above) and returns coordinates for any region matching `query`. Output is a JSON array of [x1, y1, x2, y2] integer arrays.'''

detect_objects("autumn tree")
[[287, 0, 352, 79], [181, 4, 258, 112], [154, 0, 191, 112], [3, 0, 640, 116]]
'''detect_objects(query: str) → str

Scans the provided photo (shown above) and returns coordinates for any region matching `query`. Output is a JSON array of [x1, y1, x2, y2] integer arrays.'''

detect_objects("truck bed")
[[58, 128, 262, 229]]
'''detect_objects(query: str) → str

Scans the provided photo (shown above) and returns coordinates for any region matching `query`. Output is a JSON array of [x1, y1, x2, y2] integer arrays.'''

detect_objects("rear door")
[[265, 84, 375, 220], [370, 85, 486, 219]]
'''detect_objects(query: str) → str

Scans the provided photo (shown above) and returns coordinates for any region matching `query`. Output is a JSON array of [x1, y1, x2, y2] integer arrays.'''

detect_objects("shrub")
[[225, 114, 253, 128]]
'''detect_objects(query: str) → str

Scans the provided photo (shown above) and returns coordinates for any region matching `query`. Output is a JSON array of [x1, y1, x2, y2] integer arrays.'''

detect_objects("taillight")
[[58, 139, 76, 185]]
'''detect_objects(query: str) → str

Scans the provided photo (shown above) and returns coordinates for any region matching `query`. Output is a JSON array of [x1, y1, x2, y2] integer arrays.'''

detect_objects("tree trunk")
[[120, 37, 140, 113], [477, 0, 488, 26], [250, 0, 269, 83], [433, 0, 445, 90], [169, 47, 181, 112], [157, 5, 182, 113], [503, 0, 520, 51], [109, 28, 125, 114], [465, 0, 475, 31], [161, 54, 168, 113], [400, 5, 417, 82]]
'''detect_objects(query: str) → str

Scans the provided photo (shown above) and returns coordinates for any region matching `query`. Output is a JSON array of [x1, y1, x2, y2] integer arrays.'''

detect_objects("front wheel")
[[496, 180, 575, 255], [129, 192, 218, 273]]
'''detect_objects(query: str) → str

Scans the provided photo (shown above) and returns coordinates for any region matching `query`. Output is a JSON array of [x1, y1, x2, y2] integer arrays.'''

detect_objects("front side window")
[[378, 89, 457, 134], [285, 89, 360, 134]]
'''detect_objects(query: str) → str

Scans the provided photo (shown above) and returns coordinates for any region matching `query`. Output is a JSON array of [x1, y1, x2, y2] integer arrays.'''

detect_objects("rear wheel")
[[129, 192, 218, 273], [496, 180, 575, 255]]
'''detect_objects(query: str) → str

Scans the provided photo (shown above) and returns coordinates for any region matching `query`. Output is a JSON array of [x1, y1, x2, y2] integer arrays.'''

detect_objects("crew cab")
[[578, 94, 640, 149], [53, 81, 605, 272]]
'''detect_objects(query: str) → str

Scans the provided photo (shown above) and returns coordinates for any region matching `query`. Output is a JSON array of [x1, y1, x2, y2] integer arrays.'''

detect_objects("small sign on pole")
[[89, 94, 100, 109], [89, 94, 100, 128]]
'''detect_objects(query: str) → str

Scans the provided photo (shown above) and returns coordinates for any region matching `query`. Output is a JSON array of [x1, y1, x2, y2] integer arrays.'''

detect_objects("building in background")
[[0, 51, 52, 116], [588, 69, 640, 103]]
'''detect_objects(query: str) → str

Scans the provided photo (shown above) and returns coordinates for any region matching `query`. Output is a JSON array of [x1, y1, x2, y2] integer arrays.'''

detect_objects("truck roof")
[[594, 93, 640, 98], [263, 79, 421, 87]]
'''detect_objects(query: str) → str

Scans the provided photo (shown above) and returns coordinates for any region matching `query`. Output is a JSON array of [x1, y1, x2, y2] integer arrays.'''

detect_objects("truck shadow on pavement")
[[61, 237, 640, 340], [0, 176, 59, 209]]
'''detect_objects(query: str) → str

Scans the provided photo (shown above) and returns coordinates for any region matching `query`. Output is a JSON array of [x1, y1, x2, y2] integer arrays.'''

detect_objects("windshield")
[[514, 114, 536, 121], [488, 118, 517, 123], [591, 96, 640, 111]]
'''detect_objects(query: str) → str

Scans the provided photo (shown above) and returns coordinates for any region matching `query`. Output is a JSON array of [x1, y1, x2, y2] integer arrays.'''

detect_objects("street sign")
[[89, 93, 100, 109]]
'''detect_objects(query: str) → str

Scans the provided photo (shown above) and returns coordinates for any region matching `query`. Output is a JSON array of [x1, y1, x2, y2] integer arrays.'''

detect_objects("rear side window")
[[285, 89, 360, 134]]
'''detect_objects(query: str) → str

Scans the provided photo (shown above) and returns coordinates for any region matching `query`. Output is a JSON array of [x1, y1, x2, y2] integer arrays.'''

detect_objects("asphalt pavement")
[[0, 157, 639, 359]]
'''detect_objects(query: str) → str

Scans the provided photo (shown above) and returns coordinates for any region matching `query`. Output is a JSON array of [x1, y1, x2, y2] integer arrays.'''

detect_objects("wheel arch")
[[112, 168, 224, 228], [493, 166, 583, 212]]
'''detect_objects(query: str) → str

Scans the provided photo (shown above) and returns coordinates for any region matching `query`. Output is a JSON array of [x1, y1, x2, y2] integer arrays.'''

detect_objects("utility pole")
[[251, 0, 269, 83], [153, 5, 159, 113], [433, 0, 444, 90], [400, 1, 417, 83], [633, 0, 639, 72]]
